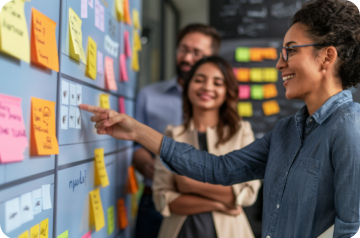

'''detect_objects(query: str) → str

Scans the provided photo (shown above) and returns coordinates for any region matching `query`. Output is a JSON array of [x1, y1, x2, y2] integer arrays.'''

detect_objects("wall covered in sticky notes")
[[0, 0, 141, 237]]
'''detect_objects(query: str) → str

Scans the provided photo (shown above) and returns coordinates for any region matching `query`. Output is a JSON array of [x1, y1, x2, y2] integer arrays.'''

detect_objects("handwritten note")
[[251, 85, 264, 100], [81, 231, 91, 238], [70, 83, 77, 106], [124, 0, 131, 24], [94, 148, 109, 187], [117, 198, 128, 229], [30, 97, 59, 155], [235, 47, 250, 62], [81, 0, 88, 18], [5, 197, 21, 233], [263, 84, 278, 99], [40, 218, 48, 238], [0, 0, 30, 62], [89, 188, 105, 232], [0, 94, 28, 163], [57, 230, 68, 238], [250, 68, 263, 82], [133, 30, 142, 51], [32, 188, 42, 215], [237, 102, 253, 118], [262, 100, 280, 116], [95, 0, 100, 29], [61, 80, 70, 105], [18, 230, 29, 238], [97, 50, 104, 75], [86, 37, 97, 80], [77, 85, 82, 105], [236, 68, 250, 82], [107, 206, 115, 235], [88, 0, 94, 8], [42, 184, 52, 210], [133, 9, 141, 29], [127, 166, 138, 194], [238, 85, 250, 100], [75, 107, 81, 129], [69, 7, 86, 64], [120, 54, 129, 81], [104, 35, 119, 57], [250, 48, 264, 62], [105, 57, 117, 91], [69, 106, 76, 128], [116, 0, 125, 21], [124, 31, 131, 57], [119, 97, 126, 113], [31, 8, 59, 72], [20, 192, 34, 224], [30, 224, 39, 238], [263, 68, 278, 82], [99, 4, 104, 32]]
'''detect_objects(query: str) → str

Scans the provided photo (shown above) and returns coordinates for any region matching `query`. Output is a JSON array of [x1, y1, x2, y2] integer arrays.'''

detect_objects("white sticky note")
[[104, 35, 119, 58], [32, 188, 42, 215], [88, 0, 93, 8], [60, 106, 69, 130], [61, 80, 69, 105], [77, 85, 82, 105], [97, 50, 103, 75], [81, 0, 88, 18], [95, 0, 100, 29], [69, 106, 76, 128], [20, 192, 34, 224], [70, 83, 77, 106], [5, 197, 21, 233], [75, 107, 81, 129], [100, 4, 104, 32], [41, 184, 52, 210]]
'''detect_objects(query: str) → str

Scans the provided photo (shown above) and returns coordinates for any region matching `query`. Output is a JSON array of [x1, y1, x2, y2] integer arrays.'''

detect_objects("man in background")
[[133, 23, 222, 238]]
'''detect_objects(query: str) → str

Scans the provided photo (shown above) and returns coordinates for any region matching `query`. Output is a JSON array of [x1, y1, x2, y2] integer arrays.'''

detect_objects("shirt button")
[[266, 236, 271, 238], [309, 118, 313, 122], [277, 204, 280, 209]]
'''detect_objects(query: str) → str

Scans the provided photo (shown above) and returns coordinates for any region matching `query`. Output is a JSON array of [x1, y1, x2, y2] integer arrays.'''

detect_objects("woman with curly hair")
[[80, 0, 360, 237]]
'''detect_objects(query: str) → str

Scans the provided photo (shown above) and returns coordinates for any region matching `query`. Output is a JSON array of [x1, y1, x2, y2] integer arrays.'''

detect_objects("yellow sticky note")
[[100, 94, 110, 109], [250, 68, 263, 82], [107, 206, 115, 235], [89, 188, 105, 232], [133, 30, 142, 51], [69, 8, 86, 64], [94, 148, 109, 187], [30, 97, 59, 155], [18, 231, 29, 238], [263, 68, 278, 82], [131, 194, 138, 218], [116, 0, 125, 21], [132, 9, 141, 29], [237, 102, 253, 117], [262, 100, 280, 116], [30, 224, 40, 238], [40, 218, 49, 238], [0, 0, 30, 62], [263, 84, 278, 99], [86, 37, 97, 80], [31, 8, 59, 72], [132, 48, 139, 72], [236, 68, 250, 82], [57, 230, 68, 238]]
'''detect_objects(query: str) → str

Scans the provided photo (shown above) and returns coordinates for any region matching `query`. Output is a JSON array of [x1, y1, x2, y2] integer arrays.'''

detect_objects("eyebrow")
[[285, 41, 297, 47], [195, 73, 224, 81]]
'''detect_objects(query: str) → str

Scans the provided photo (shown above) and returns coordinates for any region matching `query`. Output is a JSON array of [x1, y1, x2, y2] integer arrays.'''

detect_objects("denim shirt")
[[160, 90, 360, 238]]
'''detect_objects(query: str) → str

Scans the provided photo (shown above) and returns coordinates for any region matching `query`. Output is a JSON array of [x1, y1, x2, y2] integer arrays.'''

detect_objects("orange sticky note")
[[237, 102, 253, 117], [117, 198, 128, 229], [89, 188, 105, 232], [30, 8, 59, 72], [263, 47, 278, 60], [124, 31, 131, 58], [104, 56, 117, 91], [127, 166, 138, 194], [30, 97, 59, 155], [94, 148, 110, 187], [263, 84, 278, 99], [120, 54, 128, 81], [250, 48, 264, 62], [123, 0, 131, 25], [236, 68, 250, 82], [262, 100, 280, 116]]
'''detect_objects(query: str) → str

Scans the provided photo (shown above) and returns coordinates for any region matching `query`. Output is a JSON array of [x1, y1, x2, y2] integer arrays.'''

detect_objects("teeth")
[[282, 74, 295, 81]]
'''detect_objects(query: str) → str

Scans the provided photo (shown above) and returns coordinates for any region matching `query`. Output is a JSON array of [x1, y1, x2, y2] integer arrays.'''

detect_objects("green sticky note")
[[250, 68, 263, 82], [107, 206, 115, 235], [57, 230, 68, 238], [251, 85, 264, 100], [235, 47, 250, 62]]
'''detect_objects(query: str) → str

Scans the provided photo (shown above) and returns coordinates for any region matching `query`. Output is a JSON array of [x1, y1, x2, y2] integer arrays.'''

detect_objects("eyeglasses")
[[281, 43, 320, 62], [177, 48, 205, 60]]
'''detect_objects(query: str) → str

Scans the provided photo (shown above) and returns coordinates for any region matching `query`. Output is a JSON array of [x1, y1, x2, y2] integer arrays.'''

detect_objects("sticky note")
[[18, 231, 29, 238], [239, 85, 250, 100], [42, 184, 52, 210], [32, 188, 42, 215], [70, 83, 77, 106], [235, 47, 250, 62], [263, 84, 278, 99], [81, 231, 91, 238], [94, 148, 110, 187], [133, 9, 141, 29], [77, 85, 82, 105], [30, 97, 59, 155], [107, 206, 115, 235], [100, 94, 110, 109], [69, 106, 76, 128], [232, 68, 237, 77], [95, 0, 100, 29], [105, 57, 117, 91], [61, 80, 70, 105], [69, 7, 86, 64], [251, 85, 264, 100], [20, 192, 34, 224], [97, 51, 104, 75], [0, 0, 30, 62], [40, 218, 49, 238], [88, 0, 94, 8], [57, 230, 68, 238], [89, 188, 105, 232], [30, 8, 59, 72], [86, 37, 97, 80], [81, 0, 88, 18], [104, 35, 119, 57], [133, 30, 142, 51], [263, 47, 278, 60], [250, 68, 263, 82], [127, 166, 138, 194], [116, 0, 125, 21], [263, 68, 278, 82], [120, 54, 129, 81], [237, 102, 253, 117], [124, 31, 132, 57], [0, 94, 28, 163], [30, 224, 39, 238], [124, 0, 131, 24], [131, 194, 138, 218], [99, 4, 104, 32], [262, 100, 280, 116], [5, 197, 21, 233], [117, 198, 128, 229], [119, 97, 126, 114], [132, 48, 139, 72], [236, 68, 250, 82], [75, 107, 81, 129], [250, 48, 263, 62]]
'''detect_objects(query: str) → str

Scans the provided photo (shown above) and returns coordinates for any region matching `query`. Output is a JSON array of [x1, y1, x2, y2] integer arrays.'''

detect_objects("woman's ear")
[[322, 46, 338, 71]]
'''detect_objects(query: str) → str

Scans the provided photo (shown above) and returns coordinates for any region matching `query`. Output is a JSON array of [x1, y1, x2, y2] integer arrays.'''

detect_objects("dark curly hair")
[[292, 0, 360, 89], [181, 56, 240, 147]]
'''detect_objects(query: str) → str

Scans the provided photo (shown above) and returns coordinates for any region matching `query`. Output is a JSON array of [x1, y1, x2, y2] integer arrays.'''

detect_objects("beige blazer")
[[153, 120, 262, 238]]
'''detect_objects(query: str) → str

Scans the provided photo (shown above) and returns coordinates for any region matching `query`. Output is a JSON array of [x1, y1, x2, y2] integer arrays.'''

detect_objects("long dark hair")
[[182, 56, 241, 147]]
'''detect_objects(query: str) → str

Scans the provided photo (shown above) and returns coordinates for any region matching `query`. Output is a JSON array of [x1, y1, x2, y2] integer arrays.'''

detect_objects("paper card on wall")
[[30, 224, 39, 238], [61, 80, 70, 105], [239, 85, 250, 100], [75, 107, 81, 129], [131, 194, 138, 218], [81, 0, 88, 18], [263, 68, 278, 82], [120, 54, 129, 81], [69, 83, 77, 106], [232, 68, 237, 77], [116, 0, 125, 21], [99, 4, 104, 32], [0, 0, 30, 63], [81, 231, 91, 238], [235, 47, 250, 62], [263, 84, 278, 99], [104, 56, 117, 91], [30, 8, 59, 72], [69, 7, 86, 64], [262, 100, 280, 116], [77, 85, 82, 105], [0, 94, 28, 163], [117, 198, 128, 229], [94, 148, 110, 187], [40, 218, 48, 238], [124, 0, 131, 24], [107, 206, 115, 235], [69, 106, 76, 128], [124, 31, 132, 57], [30, 97, 59, 155], [236, 68, 250, 82], [263, 47, 278, 60], [250, 68, 263, 82], [57, 230, 68, 238], [251, 85, 264, 100], [89, 188, 105, 232], [20, 192, 34, 224], [119, 97, 126, 114], [32, 188, 42, 215], [88, 0, 94, 8], [18, 231, 29, 238], [237, 102, 253, 118], [104, 35, 119, 57], [5, 197, 21, 233], [42, 184, 52, 210], [250, 48, 264, 62], [95, 0, 100, 29], [127, 166, 138, 194], [132, 9, 141, 29], [86, 37, 97, 80], [133, 30, 142, 51], [97, 51, 104, 75], [131, 47, 139, 72]]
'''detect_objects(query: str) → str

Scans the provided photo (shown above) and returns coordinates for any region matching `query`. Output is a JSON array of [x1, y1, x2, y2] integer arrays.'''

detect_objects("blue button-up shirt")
[[160, 90, 360, 237]]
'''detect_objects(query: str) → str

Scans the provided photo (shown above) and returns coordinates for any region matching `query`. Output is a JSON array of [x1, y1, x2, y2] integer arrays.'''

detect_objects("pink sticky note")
[[119, 97, 126, 114], [97, 51, 104, 75], [105, 56, 118, 91], [88, 0, 93, 8], [0, 94, 28, 163], [95, 0, 100, 29], [81, 0, 88, 18], [120, 54, 129, 81], [124, 31, 132, 58], [100, 4, 104, 32], [233, 68, 238, 76], [82, 231, 91, 238], [239, 85, 250, 99]]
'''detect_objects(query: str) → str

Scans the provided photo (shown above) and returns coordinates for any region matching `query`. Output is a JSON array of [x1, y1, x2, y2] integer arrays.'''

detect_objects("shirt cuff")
[[160, 136, 178, 174]]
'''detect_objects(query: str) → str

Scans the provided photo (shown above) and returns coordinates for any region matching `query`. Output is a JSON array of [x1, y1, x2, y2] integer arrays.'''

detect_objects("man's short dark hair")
[[177, 23, 222, 55]]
